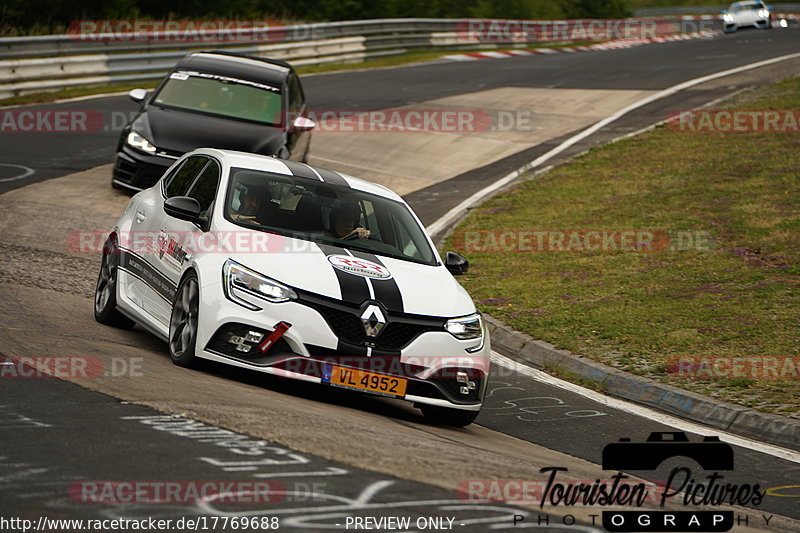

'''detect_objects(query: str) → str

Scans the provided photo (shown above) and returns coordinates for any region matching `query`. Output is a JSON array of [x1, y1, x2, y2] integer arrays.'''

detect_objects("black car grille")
[[298, 295, 444, 351]]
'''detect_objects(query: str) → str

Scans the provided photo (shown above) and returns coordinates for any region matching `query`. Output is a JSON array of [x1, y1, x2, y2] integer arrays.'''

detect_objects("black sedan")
[[112, 51, 315, 191]]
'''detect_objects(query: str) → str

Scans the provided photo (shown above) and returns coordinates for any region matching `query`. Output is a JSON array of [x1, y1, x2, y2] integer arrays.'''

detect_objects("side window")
[[164, 156, 208, 198], [160, 159, 186, 194], [186, 160, 220, 220]]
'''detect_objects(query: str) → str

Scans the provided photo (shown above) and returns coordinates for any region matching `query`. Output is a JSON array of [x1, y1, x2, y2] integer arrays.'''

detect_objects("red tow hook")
[[258, 321, 292, 354]]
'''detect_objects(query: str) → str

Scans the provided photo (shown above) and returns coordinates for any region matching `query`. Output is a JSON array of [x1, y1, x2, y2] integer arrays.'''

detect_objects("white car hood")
[[224, 236, 475, 317]]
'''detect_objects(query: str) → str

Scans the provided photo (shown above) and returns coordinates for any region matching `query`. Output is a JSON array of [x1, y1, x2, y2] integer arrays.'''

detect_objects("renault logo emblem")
[[360, 304, 386, 337]]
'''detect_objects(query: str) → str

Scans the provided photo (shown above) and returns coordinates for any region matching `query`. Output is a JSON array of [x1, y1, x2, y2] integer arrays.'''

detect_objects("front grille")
[[299, 296, 443, 351], [305, 345, 426, 378]]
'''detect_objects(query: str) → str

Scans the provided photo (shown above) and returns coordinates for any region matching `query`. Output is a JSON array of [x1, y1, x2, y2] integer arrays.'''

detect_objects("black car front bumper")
[[112, 146, 179, 191]]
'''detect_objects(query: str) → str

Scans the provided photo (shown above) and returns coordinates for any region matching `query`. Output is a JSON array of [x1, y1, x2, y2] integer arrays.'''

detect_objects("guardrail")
[[0, 15, 776, 100], [634, 3, 800, 16]]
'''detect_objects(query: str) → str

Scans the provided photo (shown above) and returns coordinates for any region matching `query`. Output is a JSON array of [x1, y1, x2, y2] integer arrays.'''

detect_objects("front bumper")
[[112, 146, 179, 191], [195, 285, 491, 410]]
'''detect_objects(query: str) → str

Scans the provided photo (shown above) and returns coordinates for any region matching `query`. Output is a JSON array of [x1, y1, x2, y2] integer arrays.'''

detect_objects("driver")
[[329, 202, 370, 240], [232, 184, 270, 224]]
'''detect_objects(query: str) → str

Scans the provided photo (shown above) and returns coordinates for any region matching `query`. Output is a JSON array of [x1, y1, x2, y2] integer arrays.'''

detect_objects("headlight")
[[445, 313, 483, 340], [126, 131, 157, 153], [722, 13, 733, 22], [223, 259, 297, 310], [759, 9, 769, 17]]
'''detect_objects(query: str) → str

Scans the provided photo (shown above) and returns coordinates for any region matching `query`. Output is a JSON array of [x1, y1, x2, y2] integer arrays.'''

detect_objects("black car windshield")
[[152, 71, 283, 125], [225, 168, 438, 265]]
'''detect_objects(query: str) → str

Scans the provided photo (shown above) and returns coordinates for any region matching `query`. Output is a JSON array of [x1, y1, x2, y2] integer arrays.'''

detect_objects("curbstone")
[[485, 313, 800, 451]]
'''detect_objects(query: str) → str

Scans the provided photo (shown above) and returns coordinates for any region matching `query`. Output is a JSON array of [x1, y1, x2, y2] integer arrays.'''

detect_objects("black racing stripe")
[[317, 243, 371, 306], [315, 166, 350, 187], [118, 248, 177, 302], [281, 160, 322, 181], [348, 250, 404, 314]]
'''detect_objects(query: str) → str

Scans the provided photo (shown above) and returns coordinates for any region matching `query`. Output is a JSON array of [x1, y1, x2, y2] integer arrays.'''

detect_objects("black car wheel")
[[94, 236, 136, 329], [169, 273, 200, 367]]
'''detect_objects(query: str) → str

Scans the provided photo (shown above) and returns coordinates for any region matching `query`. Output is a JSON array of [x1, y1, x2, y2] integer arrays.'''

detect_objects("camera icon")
[[602, 431, 734, 471]]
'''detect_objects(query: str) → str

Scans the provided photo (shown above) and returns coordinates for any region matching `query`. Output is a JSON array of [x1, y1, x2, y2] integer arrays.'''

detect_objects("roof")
[[193, 148, 404, 202], [176, 51, 292, 88]]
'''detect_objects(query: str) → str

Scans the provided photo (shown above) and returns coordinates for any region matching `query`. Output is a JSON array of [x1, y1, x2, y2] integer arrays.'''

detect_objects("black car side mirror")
[[444, 251, 469, 275], [164, 196, 202, 224]]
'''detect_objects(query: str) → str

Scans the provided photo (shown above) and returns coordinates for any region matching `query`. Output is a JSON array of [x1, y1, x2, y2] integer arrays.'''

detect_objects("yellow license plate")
[[326, 365, 407, 397]]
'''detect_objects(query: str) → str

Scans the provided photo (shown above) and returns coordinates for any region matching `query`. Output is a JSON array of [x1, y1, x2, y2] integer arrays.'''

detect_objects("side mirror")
[[444, 251, 469, 275], [291, 116, 316, 132], [128, 88, 147, 103], [164, 196, 202, 224]]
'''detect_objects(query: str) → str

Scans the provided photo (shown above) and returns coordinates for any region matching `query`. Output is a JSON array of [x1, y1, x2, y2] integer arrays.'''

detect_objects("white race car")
[[722, 1, 772, 32], [95, 148, 490, 426]]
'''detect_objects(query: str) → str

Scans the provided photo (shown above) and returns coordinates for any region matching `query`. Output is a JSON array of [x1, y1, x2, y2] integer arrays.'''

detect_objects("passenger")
[[329, 203, 370, 240]]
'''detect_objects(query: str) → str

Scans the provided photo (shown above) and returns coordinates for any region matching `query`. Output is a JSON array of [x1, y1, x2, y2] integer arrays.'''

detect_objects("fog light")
[[244, 331, 264, 343], [456, 371, 477, 395], [228, 331, 264, 352]]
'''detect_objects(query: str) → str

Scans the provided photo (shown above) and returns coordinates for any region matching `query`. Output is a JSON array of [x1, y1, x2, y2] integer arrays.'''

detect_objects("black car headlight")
[[445, 313, 483, 340], [223, 259, 297, 310], [126, 131, 157, 154]]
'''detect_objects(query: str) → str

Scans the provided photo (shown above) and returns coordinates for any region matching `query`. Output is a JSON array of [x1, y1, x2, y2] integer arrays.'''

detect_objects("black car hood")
[[140, 104, 285, 155]]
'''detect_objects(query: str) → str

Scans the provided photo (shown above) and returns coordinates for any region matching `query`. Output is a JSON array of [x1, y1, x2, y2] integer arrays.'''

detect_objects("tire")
[[420, 405, 480, 427], [169, 272, 200, 367], [94, 236, 136, 329]]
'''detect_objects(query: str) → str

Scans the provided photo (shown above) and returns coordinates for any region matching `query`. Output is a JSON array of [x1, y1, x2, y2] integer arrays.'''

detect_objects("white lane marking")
[[0, 164, 34, 182], [490, 351, 800, 464], [426, 50, 800, 236]]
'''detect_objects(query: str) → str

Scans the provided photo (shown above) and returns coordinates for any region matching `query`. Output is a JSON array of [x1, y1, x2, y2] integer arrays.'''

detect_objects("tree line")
[[1, 0, 632, 35]]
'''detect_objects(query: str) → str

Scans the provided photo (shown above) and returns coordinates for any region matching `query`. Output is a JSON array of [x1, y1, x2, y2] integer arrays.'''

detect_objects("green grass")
[[449, 76, 800, 416], [0, 82, 158, 107]]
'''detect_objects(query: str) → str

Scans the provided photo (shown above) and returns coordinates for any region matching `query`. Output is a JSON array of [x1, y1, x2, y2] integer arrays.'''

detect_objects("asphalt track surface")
[[1, 27, 800, 532]]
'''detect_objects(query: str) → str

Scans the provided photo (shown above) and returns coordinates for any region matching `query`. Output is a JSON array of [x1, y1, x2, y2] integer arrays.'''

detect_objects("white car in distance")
[[722, 1, 772, 32]]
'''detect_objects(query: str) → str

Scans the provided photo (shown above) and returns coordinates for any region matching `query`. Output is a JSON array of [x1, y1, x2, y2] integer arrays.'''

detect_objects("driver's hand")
[[346, 227, 370, 239]]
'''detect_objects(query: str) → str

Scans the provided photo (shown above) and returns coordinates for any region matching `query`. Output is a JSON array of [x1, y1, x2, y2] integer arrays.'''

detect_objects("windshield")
[[152, 71, 283, 125], [731, 2, 763, 11], [224, 168, 438, 265]]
